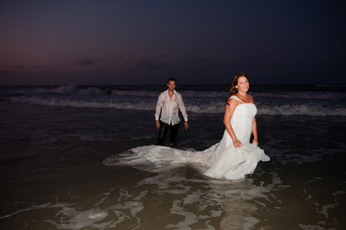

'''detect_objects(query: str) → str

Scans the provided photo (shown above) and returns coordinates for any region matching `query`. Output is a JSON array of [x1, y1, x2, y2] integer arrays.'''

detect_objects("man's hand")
[[184, 121, 189, 130], [156, 120, 160, 129]]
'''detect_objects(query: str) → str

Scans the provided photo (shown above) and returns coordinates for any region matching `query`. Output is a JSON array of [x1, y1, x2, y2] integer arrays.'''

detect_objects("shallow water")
[[1, 95, 346, 229]]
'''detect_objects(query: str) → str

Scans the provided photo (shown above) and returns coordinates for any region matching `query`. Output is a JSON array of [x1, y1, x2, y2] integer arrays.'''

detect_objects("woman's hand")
[[156, 120, 160, 129], [252, 138, 259, 146], [233, 139, 244, 148]]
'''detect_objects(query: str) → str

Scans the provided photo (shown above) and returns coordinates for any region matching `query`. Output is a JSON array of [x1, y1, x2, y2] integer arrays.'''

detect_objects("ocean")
[[0, 84, 345, 229]]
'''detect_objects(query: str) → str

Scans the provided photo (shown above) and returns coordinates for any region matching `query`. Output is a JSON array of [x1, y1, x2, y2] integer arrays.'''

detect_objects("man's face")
[[167, 80, 176, 92]]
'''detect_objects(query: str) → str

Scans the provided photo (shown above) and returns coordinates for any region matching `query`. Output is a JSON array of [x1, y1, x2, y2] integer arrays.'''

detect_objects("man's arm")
[[155, 94, 163, 129], [178, 94, 188, 129]]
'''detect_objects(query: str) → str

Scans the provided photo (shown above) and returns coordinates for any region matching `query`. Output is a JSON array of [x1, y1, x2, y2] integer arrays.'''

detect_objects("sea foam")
[[2, 85, 346, 116], [7, 95, 346, 116]]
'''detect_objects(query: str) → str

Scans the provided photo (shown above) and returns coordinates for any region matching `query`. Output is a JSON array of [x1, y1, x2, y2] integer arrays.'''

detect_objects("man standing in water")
[[155, 78, 189, 146]]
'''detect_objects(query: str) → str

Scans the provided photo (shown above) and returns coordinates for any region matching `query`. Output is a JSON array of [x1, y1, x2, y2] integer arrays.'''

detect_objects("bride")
[[104, 73, 270, 180]]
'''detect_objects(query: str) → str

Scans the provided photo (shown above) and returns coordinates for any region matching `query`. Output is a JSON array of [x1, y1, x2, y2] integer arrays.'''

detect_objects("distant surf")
[[1, 85, 346, 116]]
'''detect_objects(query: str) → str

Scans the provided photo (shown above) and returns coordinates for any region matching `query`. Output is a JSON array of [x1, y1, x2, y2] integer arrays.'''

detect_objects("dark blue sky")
[[1, 0, 345, 85]]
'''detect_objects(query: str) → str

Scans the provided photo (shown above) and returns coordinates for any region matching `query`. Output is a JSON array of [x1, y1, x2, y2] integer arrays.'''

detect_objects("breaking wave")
[[6, 95, 346, 116]]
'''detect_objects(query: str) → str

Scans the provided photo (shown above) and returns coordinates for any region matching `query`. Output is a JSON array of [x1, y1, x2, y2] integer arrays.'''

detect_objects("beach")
[[1, 85, 346, 229]]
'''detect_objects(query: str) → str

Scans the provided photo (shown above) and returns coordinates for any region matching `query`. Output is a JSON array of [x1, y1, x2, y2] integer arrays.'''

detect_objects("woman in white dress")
[[104, 73, 270, 180], [203, 72, 270, 179]]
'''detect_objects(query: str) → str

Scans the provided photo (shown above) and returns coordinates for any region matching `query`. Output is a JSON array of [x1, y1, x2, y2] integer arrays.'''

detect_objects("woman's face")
[[237, 76, 249, 93]]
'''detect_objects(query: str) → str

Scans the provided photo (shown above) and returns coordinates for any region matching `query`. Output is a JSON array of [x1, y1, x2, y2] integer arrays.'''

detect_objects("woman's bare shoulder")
[[247, 94, 255, 103], [227, 97, 242, 106]]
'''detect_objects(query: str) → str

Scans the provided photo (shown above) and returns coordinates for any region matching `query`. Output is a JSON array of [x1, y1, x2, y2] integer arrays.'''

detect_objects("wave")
[[253, 92, 345, 100], [8, 96, 156, 110], [38, 85, 107, 95], [3, 87, 345, 101], [33, 86, 225, 98], [6, 96, 346, 116], [0, 85, 107, 97], [257, 103, 346, 116], [2, 85, 346, 101]]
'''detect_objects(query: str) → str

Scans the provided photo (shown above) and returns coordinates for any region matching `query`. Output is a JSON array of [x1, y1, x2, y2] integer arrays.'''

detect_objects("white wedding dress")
[[104, 96, 270, 180]]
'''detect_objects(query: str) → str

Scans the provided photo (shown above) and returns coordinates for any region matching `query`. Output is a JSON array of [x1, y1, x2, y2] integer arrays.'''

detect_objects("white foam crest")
[[52, 85, 79, 94], [29, 85, 106, 96], [257, 103, 346, 116], [76, 87, 106, 95], [0, 203, 51, 220], [243, 217, 261, 230], [1, 171, 287, 229], [109, 89, 225, 98], [180, 90, 225, 98], [2, 201, 131, 229], [187, 102, 225, 113], [133, 171, 286, 229], [44, 206, 112, 229], [110, 89, 159, 97], [52, 85, 106, 95], [252, 91, 344, 100], [8, 95, 346, 116], [33, 87, 52, 95], [9, 96, 156, 110]]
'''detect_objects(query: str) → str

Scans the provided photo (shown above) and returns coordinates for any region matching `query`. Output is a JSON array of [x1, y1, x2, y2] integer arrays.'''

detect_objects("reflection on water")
[[1, 166, 286, 229], [1, 100, 346, 229]]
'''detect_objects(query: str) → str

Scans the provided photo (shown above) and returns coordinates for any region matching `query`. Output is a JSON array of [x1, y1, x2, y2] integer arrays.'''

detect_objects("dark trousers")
[[156, 121, 180, 145]]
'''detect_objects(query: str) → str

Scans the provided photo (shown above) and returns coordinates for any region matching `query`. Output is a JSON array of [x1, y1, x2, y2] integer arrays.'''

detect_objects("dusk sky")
[[1, 0, 345, 85]]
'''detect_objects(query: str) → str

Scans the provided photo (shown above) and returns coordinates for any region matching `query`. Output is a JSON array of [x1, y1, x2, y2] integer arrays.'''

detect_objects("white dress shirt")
[[155, 90, 188, 125]]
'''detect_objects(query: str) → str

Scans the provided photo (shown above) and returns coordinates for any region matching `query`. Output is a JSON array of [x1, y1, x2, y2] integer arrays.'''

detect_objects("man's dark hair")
[[167, 77, 177, 83]]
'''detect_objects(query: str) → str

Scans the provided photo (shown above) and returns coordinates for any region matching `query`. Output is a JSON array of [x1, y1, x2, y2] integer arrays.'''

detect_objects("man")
[[155, 78, 188, 146]]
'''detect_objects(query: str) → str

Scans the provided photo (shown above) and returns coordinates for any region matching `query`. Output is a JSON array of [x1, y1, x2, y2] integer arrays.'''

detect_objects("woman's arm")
[[252, 117, 258, 145], [248, 94, 258, 145], [224, 99, 243, 148]]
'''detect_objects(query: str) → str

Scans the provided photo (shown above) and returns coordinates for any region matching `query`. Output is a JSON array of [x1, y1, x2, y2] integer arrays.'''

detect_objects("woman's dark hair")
[[226, 73, 248, 104]]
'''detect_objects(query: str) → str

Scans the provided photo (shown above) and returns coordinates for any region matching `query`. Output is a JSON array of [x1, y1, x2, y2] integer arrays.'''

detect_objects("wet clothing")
[[156, 121, 180, 145], [155, 90, 188, 125], [155, 90, 188, 145]]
